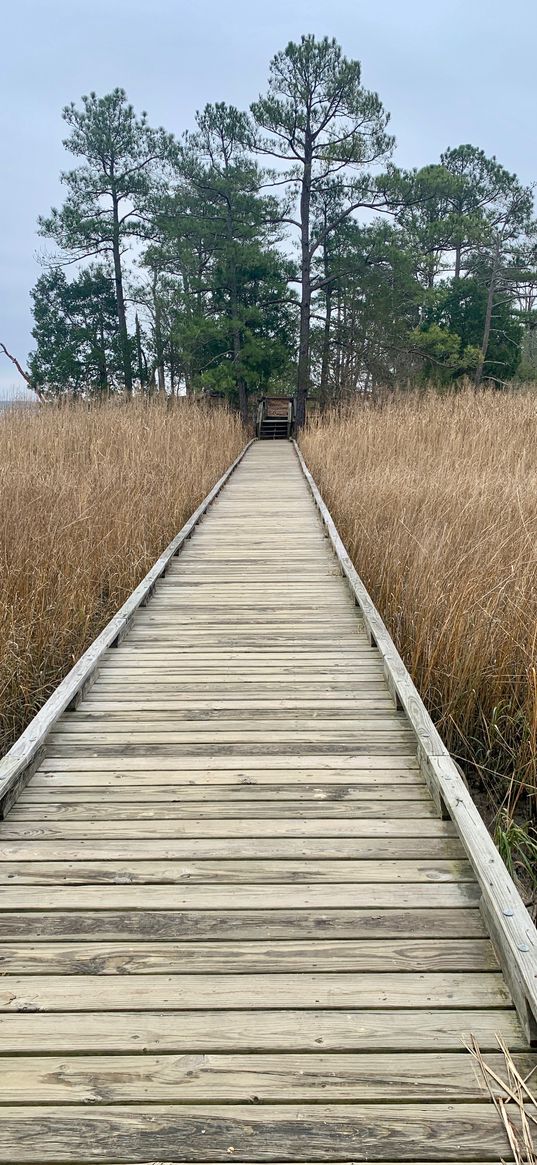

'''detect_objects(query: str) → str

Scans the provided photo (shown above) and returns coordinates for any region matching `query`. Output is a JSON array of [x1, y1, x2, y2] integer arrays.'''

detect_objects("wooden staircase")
[[256, 395, 294, 439]]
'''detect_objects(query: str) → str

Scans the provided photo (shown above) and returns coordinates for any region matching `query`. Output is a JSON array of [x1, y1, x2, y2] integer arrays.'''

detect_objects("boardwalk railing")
[[0, 440, 254, 818], [295, 440, 537, 1044]]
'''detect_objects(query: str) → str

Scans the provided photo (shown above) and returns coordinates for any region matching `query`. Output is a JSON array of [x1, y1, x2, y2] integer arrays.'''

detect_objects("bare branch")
[[0, 343, 44, 402]]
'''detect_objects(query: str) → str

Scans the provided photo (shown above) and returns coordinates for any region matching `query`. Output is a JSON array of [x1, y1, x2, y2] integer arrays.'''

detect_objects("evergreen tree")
[[38, 89, 171, 394], [252, 34, 393, 425], [29, 267, 124, 396], [146, 103, 297, 415]]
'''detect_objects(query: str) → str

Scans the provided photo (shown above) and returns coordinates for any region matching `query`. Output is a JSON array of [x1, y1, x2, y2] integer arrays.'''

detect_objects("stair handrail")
[[256, 399, 265, 438]]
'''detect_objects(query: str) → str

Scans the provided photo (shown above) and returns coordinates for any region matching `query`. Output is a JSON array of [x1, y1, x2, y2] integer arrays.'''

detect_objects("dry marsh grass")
[[301, 390, 537, 889], [0, 399, 244, 756]]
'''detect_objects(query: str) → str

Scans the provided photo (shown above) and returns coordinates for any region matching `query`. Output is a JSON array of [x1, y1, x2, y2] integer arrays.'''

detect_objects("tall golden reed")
[[301, 390, 537, 853], [0, 398, 244, 755]]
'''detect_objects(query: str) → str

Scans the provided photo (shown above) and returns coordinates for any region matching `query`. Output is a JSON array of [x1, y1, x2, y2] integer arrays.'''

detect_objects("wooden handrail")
[[294, 439, 537, 1044]]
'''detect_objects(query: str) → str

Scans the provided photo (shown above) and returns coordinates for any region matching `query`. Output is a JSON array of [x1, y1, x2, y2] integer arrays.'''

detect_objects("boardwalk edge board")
[[293, 439, 537, 1044], [0, 440, 255, 818]]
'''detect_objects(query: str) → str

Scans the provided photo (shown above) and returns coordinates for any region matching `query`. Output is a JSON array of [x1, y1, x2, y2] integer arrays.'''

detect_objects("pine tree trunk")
[[170, 338, 176, 396], [225, 203, 249, 425], [111, 197, 132, 395], [231, 299, 248, 422], [135, 314, 145, 393], [319, 282, 332, 409], [475, 245, 500, 388], [237, 377, 248, 424], [97, 313, 108, 396], [296, 135, 313, 430], [153, 290, 166, 398], [454, 245, 461, 281]]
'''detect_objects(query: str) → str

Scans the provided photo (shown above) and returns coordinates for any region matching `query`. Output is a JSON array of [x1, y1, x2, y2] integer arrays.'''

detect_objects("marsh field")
[[302, 390, 537, 893], [1, 390, 536, 895], [0, 399, 244, 754]]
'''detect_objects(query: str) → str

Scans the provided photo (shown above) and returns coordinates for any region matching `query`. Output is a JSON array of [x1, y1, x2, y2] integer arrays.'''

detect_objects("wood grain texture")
[[0, 857, 474, 885], [0, 938, 498, 974], [0, 1103, 515, 1162], [0, 971, 509, 1011], [6, 799, 438, 820], [15, 778, 429, 799], [36, 754, 422, 770], [0, 818, 461, 839], [0, 837, 467, 859], [0, 907, 487, 941], [0, 1007, 523, 1053], [0, 882, 482, 908], [2, 1051, 534, 1102]]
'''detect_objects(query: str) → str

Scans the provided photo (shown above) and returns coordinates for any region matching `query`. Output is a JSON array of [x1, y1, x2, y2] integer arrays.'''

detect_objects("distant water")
[[0, 398, 37, 412]]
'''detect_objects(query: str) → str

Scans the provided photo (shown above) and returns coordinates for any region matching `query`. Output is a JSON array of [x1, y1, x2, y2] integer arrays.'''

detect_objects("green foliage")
[[251, 34, 393, 171], [141, 101, 297, 415], [410, 323, 480, 383], [38, 89, 171, 393], [29, 268, 125, 396], [432, 279, 523, 382], [494, 809, 537, 888], [39, 89, 171, 261]]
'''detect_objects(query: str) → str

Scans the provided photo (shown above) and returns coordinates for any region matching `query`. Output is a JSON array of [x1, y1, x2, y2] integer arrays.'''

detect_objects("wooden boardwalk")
[[0, 440, 535, 1162]]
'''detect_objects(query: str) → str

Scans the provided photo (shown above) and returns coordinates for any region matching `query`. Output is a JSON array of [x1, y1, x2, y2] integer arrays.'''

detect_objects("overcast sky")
[[1, 0, 536, 396]]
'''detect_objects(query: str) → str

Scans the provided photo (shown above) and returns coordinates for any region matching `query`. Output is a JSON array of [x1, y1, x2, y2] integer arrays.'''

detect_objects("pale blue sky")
[[1, 0, 536, 396]]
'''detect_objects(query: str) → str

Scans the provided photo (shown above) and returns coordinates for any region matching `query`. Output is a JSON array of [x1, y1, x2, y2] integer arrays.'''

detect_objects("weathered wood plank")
[[0, 907, 487, 941], [0, 1103, 515, 1161], [17, 779, 428, 800], [40, 744, 421, 758], [0, 834, 463, 862], [36, 754, 421, 770], [0, 1007, 521, 1053], [0, 858, 474, 885], [0, 819, 460, 840], [7, 799, 437, 820], [88, 681, 392, 693], [52, 716, 411, 733], [0, 971, 509, 1011], [0, 836, 467, 860], [0, 938, 497, 974], [33, 764, 423, 783], [0, 883, 481, 908], [58, 701, 398, 714], [45, 731, 417, 746], [0, 1161, 512, 1165], [2, 1051, 533, 1103]]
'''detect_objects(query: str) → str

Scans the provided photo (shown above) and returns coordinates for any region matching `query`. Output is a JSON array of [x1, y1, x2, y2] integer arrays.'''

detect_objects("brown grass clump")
[[468, 1035, 536, 1163], [301, 390, 537, 887], [0, 398, 245, 756]]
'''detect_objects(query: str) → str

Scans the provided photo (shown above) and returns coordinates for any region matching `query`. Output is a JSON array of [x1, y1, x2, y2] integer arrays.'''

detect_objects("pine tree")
[[38, 89, 171, 394]]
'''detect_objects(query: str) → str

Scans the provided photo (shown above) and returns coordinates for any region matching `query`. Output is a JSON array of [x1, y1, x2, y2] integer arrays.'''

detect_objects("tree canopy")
[[14, 35, 536, 411]]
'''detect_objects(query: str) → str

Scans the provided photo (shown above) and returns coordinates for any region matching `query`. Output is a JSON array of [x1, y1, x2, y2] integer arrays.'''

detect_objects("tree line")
[[5, 34, 537, 421]]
